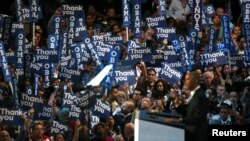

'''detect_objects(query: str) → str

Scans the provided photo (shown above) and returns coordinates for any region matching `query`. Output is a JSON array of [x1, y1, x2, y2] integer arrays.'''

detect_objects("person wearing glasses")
[[30, 121, 51, 141]]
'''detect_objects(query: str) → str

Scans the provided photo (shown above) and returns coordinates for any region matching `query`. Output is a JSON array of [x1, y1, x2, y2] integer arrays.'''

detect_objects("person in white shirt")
[[168, 0, 191, 23]]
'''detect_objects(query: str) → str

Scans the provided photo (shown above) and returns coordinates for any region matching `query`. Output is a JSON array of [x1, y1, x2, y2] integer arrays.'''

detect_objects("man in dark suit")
[[165, 71, 210, 141]]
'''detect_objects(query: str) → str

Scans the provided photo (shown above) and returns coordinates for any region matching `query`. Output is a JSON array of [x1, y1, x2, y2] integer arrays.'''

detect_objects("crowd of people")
[[1, 0, 250, 141]]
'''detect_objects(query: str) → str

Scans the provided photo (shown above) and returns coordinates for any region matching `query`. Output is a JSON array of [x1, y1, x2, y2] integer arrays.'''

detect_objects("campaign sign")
[[128, 47, 152, 62], [62, 93, 78, 108], [165, 56, 183, 72], [126, 40, 143, 53], [216, 42, 228, 53], [29, 62, 43, 75], [200, 51, 227, 67], [192, 0, 202, 31], [74, 90, 97, 109], [92, 99, 111, 119], [60, 55, 71, 67], [48, 35, 58, 49], [154, 49, 176, 60], [15, 0, 23, 22], [160, 62, 183, 84], [50, 15, 62, 40], [146, 15, 167, 29], [228, 55, 245, 68], [243, 53, 250, 67], [115, 60, 136, 70], [0, 108, 26, 125], [103, 35, 123, 45], [51, 120, 68, 136], [203, 5, 215, 26], [155, 27, 176, 41], [20, 6, 30, 22], [114, 69, 136, 85], [0, 41, 12, 82], [73, 26, 87, 43], [68, 104, 84, 121], [159, 0, 167, 16], [11, 22, 25, 35], [90, 115, 100, 129], [34, 104, 52, 120], [122, 0, 131, 27], [242, 1, 249, 21], [6, 51, 15, 64], [25, 86, 33, 95], [95, 41, 113, 61], [132, 1, 142, 38], [70, 43, 84, 69], [84, 37, 104, 70], [2, 16, 13, 47], [147, 59, 164, 67], [92, 35, 104, 42], [29, 0, 40, 23], [20, 94, 44, 110], [58, 67, 82, 84], [15, 30, 26, 75], [33, 49, 59, 63], [102, 45, 121, 89]]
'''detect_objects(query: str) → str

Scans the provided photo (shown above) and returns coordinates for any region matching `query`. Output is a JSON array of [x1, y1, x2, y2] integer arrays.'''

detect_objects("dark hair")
[[147, 68, 156, 74], [189, 71, 201, 83], [54, 132, 66, 140], [93, 122, 106, 134], [134, 86, 146, 96]]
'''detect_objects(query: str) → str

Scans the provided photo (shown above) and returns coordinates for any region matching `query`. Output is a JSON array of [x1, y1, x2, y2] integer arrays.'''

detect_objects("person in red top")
[[30, 121, 52, 141]]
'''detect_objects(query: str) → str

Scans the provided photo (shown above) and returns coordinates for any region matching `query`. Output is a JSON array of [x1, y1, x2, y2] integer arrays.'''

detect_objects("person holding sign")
[[165, 71, 210, 141], [136, 61, 158, 98]]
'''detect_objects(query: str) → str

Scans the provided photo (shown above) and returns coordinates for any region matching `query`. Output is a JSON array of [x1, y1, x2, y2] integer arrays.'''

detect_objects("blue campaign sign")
[[68, 104, 84, 121], [114, 69, 137, 85], [103, 35, 124, 45], [115, 60, 136, 70], [132, 1, 142, 38], [95, 41, 113, 61], [122, 0, 131, 27], [58, 67, 82, 84], [0, 41, 12, 82], [33, 49, 59, 63], [92, 99, 111, 119], [228, 55, 245, 68], [200, 51, 227, 67], [160, 62, 183, 84], [155, 27, 176, 41], [29, 0, 41, 23], [74, 90, 97, 109], [146, 15, 167, 29], [20, 94, 44, 110], [6, 52, 15, 64], [34, 104, 52, 121], [128, 47, 152, 62], [62, 93, 78, 108], [51, 120, 68, 136], [0, 108, 27, 126]]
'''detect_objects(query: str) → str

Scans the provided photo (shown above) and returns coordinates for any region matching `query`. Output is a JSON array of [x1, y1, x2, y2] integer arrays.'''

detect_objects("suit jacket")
[[182, 87, 209, 141]]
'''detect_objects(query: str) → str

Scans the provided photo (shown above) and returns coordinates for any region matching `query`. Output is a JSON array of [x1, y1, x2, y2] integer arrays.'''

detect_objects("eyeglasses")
[[34, 128, 44, 131]]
